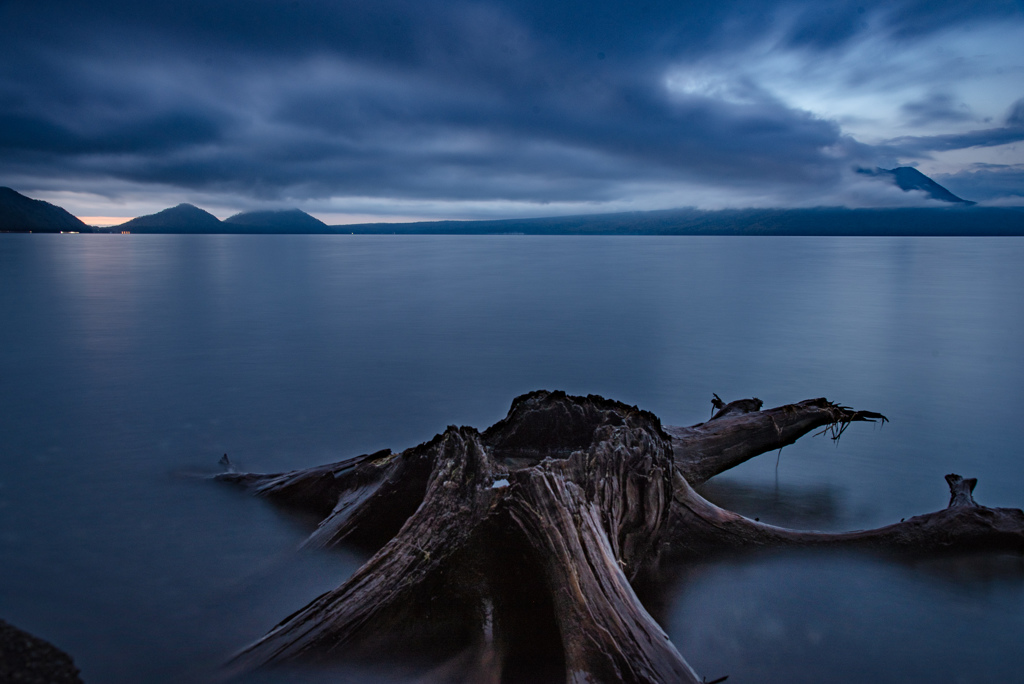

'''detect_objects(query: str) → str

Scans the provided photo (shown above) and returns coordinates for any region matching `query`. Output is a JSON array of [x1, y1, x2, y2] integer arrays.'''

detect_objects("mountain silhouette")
[[118, 204, 223, 233], [223, 209, 329, 233], [337, 206, 1022, 236], [3, 183, 1017, 237], [863, 167, 975, 205], [0, 187, 90, 232]]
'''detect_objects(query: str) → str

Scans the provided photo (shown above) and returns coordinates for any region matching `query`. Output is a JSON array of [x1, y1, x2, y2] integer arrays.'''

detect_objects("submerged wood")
[[217, 390, 1024, 683]]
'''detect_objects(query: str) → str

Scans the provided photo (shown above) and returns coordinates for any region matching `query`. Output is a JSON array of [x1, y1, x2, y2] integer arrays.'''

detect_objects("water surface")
[[1, 234, 1022, 682]]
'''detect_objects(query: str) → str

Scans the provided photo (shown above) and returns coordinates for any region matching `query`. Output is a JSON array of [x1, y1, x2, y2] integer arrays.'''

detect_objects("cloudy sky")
[[2, 0, 1022, 224]]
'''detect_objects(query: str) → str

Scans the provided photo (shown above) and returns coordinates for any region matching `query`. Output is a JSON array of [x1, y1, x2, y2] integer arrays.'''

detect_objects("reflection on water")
[[668, 550, 1024, 684], [696, 477, 844, 531], [904, 551, 1024, 591], [2, 235, 1024, 682]]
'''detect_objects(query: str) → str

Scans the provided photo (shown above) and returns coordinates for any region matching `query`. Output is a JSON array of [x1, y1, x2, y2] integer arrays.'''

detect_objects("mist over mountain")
[[116, 205, 332, 233], [223, 209, 329, 233], [2, 180, 1020, 236], [862, 167, 975, 205], [118, 204, 223, 233], [340, 206, 1023, 236], [5, 0, 1022, 213], [0, 187, 90, 232]]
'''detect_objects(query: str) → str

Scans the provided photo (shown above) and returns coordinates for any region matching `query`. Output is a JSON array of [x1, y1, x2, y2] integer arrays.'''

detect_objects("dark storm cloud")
[[783, 1, 870, 51], [900, 93, 973, 127], [936, 163, 1024, 203], [874, 0, 1022, 38], [883, 97, 1024, 157], [1, 0, 1022, 211], [1007, 98, 1024, 127], [884, 127, 1024, 157], [0, 110, 224, 155]]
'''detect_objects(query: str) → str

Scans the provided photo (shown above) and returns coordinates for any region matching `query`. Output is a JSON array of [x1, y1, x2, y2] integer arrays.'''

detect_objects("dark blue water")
[[1, 234, 1022, 683]]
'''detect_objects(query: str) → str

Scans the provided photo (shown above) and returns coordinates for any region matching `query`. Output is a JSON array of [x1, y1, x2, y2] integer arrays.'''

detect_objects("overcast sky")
[[2, 0, 1022, 224]]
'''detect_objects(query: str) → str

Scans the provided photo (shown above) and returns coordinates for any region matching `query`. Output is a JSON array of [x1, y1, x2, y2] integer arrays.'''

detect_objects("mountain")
[[5, 180, 1015, 237], [0, 187, 90, 232], [117, 205, 331, 233], [864, 167, 975, 205], [222, 209, 330, 233], [338, 206, 1023, 236], [118, 204, 223, 233]]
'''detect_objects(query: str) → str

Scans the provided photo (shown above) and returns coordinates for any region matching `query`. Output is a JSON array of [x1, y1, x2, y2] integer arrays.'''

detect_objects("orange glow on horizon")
[[78, 216, 132, 227]]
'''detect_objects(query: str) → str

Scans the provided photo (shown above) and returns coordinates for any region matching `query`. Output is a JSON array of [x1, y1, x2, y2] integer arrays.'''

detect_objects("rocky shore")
[[0, 619, 82, 683]]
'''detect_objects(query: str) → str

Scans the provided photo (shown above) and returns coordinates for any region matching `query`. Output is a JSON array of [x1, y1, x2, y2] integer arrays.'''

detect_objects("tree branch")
[[666, 397, 887, 486]]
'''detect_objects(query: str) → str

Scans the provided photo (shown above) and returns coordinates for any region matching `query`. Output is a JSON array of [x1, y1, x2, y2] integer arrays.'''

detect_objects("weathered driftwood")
[[663, 472, 1024, 561], [667, 396, 886, 486], [217, 390, 1024, 683]]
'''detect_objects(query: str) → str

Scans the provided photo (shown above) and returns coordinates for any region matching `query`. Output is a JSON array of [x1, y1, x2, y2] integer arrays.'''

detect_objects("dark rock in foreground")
[[0, 619, 83, 684]]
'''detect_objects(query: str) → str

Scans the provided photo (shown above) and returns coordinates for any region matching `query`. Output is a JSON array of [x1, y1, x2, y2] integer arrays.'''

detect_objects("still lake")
[[1, 234, 1023, 683]]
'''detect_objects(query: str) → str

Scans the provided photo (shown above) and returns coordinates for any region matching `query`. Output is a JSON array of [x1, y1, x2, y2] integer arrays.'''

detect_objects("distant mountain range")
[[223, 208, 328, 232], [341, 206, 1023, 236], [119, 204, 223, 232], [1, 169, 1021, 236], [0, 187, 89, 232], [117, 205, 331, 234]]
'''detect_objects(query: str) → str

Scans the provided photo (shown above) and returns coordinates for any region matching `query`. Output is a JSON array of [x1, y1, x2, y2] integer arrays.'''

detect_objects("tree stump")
[[217, 390, 1024, 683]]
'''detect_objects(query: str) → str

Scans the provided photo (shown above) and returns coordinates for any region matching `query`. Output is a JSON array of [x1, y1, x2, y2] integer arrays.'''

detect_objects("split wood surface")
[[217, 390, 1024, 683]]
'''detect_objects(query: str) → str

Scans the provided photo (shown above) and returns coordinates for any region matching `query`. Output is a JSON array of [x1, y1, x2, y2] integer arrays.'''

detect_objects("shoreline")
[[0, 619, 83, 684]]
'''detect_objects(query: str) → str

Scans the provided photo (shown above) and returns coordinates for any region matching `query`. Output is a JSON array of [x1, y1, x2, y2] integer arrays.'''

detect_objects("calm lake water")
[[1, 234, 1023, 683]]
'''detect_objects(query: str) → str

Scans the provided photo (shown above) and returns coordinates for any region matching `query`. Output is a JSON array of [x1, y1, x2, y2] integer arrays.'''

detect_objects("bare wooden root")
[[217, 390, 1022, 683], [663, 470, 1024, 561]]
